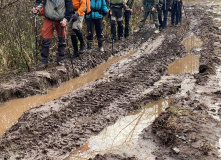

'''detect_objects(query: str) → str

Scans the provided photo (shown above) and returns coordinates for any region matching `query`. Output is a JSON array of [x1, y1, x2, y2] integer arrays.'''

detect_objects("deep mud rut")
[[1, 1, 221, 160]]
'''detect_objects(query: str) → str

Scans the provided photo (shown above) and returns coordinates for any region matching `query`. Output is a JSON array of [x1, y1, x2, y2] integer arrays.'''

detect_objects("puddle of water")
[[167, 54, 200, 74], [181, 36, 203, 52], [0, 49, 137, 136], [66, 99, 173, 160]]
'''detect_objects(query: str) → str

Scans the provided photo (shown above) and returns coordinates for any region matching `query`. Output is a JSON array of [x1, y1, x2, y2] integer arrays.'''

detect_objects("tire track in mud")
[[0, 21, 189, 159], [1, 4, 219, 160]]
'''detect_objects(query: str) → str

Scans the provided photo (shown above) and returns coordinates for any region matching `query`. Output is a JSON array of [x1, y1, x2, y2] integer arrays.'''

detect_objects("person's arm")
[[102, 0, 109, 13], [77, 0, 86, 15], [64, 0, 73, 21]]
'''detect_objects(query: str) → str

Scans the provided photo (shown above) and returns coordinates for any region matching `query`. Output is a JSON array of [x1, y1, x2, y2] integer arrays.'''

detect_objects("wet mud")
[[1, 0, 221, 160]]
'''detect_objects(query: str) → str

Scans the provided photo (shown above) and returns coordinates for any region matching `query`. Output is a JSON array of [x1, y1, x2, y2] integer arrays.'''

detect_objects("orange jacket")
[[72, 0, 86, 15]]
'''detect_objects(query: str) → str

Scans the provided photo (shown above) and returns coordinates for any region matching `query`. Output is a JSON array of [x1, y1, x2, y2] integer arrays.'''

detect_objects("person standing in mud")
[[109, 0, 125, 42], [85, 0, 109, 53], [158, 0, 173, 30], [134, 0, 160, 34], [67, 0, 86, 58], [33, 0, 73, 69], [123, 0, 134, 39], [171, 0, 182, 26]]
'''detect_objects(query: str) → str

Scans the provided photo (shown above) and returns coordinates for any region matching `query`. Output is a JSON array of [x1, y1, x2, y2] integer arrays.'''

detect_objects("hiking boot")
[[57, 60, 65, 66], [118, 37, 124, 41], [125, 36, 129, 40], [79, 43, 85, 53], [134, 27, 141, 33], [72, 52, 80, 58], [154, 29, 160, 34], [37, 62, 48, 70]]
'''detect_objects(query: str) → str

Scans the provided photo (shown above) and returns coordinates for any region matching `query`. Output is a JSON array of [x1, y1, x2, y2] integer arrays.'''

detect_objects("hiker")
[[85, 0, 108, 53], [123, 0, 134, 39], [158, 0, 173, 29], [109, 0, 125, 42], [134, 0, 160, 34], [67, 0, 87, 58], [33, 0, 73, 69], [171, 0, 182, 26]]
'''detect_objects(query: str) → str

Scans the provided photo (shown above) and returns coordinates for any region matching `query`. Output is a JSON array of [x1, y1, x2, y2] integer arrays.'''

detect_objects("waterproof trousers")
[[124, 10, 131, 38], [110, 7, 123, 40], [85, 18, 105, 42], [158, 4, 170, 28], [138, 5, 159, 29], [41, 18, 66, 63], [171, 2, 182, 25]]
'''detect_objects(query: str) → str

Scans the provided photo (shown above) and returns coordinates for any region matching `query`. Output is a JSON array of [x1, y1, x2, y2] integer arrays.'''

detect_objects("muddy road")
[[1, 1, 221, 160]]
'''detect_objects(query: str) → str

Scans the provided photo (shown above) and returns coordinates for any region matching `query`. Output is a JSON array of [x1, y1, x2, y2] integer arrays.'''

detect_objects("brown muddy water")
[[167, 54, 200, 74], [66, 99, 173, 160], [167, 36, 202, 74], [0, 50, 137, 136]]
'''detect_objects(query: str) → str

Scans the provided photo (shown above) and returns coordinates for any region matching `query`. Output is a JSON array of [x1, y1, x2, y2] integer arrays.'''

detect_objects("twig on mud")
[[111, 109, 145, 147]]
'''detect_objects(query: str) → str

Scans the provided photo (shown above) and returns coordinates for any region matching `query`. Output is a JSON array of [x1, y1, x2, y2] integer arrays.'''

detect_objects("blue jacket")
[[85, 0, 108, 19]]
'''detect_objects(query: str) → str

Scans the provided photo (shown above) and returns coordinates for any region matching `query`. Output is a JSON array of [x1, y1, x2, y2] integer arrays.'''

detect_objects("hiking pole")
[[64, 28, 74, 71], [35, 13, 38, 66], [111, 34, 114, 53], [182, 2, 187, 19]]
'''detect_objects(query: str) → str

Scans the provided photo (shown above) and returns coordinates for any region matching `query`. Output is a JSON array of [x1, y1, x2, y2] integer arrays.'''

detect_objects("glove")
[[71, 13, 79, 22]]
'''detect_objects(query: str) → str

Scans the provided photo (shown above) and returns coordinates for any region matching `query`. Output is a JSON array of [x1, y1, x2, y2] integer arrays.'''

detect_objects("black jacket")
[[35, 0, 73, 21]]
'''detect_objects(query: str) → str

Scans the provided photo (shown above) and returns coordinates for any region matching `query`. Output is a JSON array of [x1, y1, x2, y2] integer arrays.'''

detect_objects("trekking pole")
[[35, 13, 38, 66], [182, 2, 187, 19], [64, 28, 74, 71], [111, 34, 114, 53]]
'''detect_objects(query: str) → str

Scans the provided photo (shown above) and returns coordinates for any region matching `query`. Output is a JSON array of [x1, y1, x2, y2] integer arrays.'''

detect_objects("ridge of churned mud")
[[1, 2, 221, 160]]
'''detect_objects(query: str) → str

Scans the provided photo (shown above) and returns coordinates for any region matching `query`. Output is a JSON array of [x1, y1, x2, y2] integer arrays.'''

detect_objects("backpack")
[[40, 0, 66, 21]]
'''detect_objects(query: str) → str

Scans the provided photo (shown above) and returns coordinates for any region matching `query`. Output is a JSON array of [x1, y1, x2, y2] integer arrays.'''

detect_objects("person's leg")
[[171, 4, 176, 25], [55, 22, 66, 64], [95, 18, 105, 51], [67, 19, 79, 57], [176, 2, 182, 24], [124, 10, 130, 38], [163, 7, 169, 28], [152, 9, 160, 33], [158, 7, 163, 28], [40, 18, 54, 68], [110, 7, 117, 42], [86, 18, 94, 53], [72, 15, 85, 52], [135, 5, 149, 32]]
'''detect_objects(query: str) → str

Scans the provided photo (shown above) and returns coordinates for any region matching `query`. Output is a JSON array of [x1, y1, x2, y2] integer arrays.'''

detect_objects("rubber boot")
[[57, 37, 66, 65], [87, 41, 92, 53], [71, 35, 79, 58], [73, 29, 85, 53], [98, 41, 104, 52]]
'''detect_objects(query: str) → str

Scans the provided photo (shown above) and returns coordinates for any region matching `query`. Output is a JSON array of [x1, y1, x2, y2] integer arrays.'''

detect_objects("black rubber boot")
[[73, 29, 85, 53], [57, 37, 66, 64], [98, 41, 104, 52], [71, 35, 79, 58], [87, 41, 92, 53]]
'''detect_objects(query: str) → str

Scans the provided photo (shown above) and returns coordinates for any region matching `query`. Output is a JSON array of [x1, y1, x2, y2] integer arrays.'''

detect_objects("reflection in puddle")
[[66, 99, 172, 160], [0, 49, 137, 136], [181, 36, 203, 52], [167, 54, 200, 74]]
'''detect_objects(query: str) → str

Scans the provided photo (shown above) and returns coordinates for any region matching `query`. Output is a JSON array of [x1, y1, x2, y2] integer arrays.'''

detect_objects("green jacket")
[[125, 0, 134, 10], [141, 0, 159, 9], [110, 0, 124, 8]]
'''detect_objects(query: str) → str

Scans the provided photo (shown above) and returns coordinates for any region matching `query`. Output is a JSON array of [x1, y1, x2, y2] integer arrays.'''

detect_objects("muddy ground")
[[1, 1, 221, 160]]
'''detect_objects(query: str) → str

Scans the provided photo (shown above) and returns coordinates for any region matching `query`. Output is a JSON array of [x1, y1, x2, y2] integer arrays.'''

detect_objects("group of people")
[[33, 0, 182, 69]]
